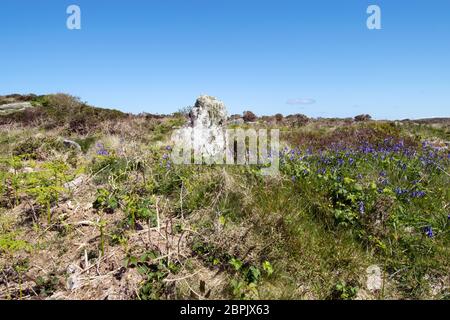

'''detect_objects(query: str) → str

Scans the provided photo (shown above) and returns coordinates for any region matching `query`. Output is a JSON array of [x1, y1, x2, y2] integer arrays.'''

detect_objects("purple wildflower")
[[410, 190, 426, 198], [358, 201, 365, 214], [424, 226, 434, 238], [395, 187, 408, 196]]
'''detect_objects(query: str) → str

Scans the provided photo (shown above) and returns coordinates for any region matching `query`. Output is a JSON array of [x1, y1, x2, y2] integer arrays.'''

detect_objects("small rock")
[[63, 175, 86, 190], [63, 139, 82, 151], [8, 167, 34, 174], [66, 264, 78, 274], [66, 274, 80, 291], [366, 265, 383, 292]]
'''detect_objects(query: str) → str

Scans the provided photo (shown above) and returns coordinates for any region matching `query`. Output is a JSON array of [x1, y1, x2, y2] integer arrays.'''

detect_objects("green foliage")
[[123, 195, 157, 229], [89, 154, 131, 185], [74, 136, 97, 153], [262, 261, 274, 276], [35, 274, 59, 297], [12, 138, 41, 160], [332, 281, 358, 300], [125, 251, 180, 300], [93, 188, 119, 214], [0, 232, 32, 254]]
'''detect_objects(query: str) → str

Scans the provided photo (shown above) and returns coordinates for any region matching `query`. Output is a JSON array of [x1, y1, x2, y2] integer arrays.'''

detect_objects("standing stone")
[[171, 95, 228, 164], [189, 95, 227, 128]]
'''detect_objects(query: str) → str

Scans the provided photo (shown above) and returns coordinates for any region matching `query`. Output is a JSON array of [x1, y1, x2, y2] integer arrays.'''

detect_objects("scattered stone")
[[63, 175, 86, 190], [0, 102, 33, 114], [66, 274, 80, 291], [63, 139, 82, 151], [366, 265, 383, 292], [67, 264, 79, 274], [8, 167, 35, 174]]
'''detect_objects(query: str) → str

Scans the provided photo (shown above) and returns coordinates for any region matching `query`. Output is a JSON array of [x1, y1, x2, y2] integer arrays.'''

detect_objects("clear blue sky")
[[1, 0, 449, 119]]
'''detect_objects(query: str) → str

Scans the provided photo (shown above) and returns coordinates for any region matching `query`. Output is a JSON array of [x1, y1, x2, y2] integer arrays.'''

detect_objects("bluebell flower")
[[395, 187, 408, 196], [96, 145, 108, 156], [410, 190, 426, 198], [424, 226, 434, 238], [358, 201, 365, 214]]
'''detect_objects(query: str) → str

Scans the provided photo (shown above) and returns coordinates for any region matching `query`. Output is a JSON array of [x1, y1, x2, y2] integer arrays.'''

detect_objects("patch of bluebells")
[[96, 143, 108, 156], [280, 137, 448, 211], [161, 150, 172, 169]]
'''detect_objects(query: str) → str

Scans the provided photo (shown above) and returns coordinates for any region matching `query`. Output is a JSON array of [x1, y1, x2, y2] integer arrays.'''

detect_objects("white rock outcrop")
[[0, 102, 33, 114]]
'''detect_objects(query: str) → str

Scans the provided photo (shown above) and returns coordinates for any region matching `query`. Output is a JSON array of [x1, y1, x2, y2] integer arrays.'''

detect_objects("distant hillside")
[[1, 93, 449, 130], [404, 117, 450, 125], [0, 94, 129, 134]]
